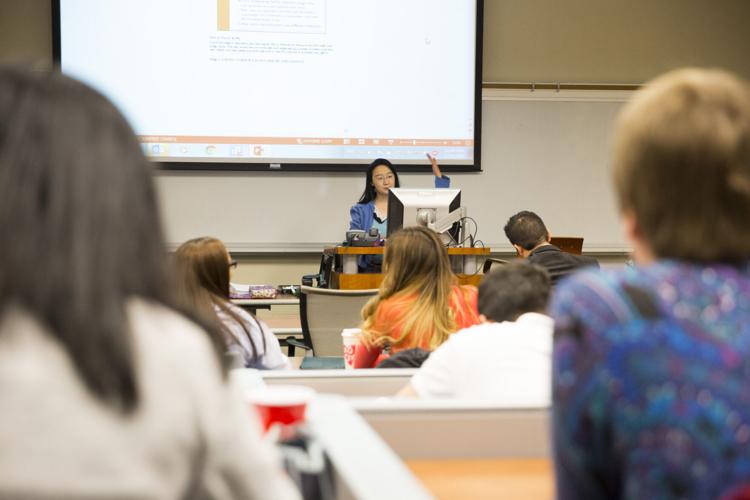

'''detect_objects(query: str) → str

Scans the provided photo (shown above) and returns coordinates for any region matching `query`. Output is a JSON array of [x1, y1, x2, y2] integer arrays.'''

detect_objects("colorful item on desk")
[[229, 284, 279, 299], [345, 228, 383, 247], [277, 284, 301, 297]]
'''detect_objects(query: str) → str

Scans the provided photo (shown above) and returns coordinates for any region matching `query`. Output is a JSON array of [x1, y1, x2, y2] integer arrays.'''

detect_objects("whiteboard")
[[156, 88, 632, 253]]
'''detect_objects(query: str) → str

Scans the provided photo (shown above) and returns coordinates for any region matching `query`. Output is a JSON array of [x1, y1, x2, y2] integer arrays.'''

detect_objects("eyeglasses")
[[228, 260, 238, 269], [373, 174, 395, 182]]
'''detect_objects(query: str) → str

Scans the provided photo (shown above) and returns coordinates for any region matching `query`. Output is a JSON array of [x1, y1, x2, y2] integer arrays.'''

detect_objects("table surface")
[[406, 458, 553, 500], [231, 294, 300, 306]]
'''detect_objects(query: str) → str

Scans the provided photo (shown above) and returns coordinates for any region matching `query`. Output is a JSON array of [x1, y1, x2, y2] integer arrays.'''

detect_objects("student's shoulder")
[[552, 265, 665, 332], [350, 201, 373, 213], [556, 264, 655, 300], [375, 292, 416, 319], [454, 284, 478, 301], [128, 298, 217, 364], [224, 300, 255, 320], [444, 322, 500, 347]]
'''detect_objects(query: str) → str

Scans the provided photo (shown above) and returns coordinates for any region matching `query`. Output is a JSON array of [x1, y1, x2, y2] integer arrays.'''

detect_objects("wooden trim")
[[446, 247, 491, 255], [334, 247, 385, 255], [333, 272, 482, 290], [333, 247, 490, 256]]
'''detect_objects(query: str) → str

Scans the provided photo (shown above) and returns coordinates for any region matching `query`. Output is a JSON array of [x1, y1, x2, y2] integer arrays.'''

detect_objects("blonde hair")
[[360, 226, 457, 350], [613, 68, 750, 262]]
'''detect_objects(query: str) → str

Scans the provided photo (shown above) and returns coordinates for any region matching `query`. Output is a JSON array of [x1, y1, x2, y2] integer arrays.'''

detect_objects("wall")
[[3, 0, 749, 282], [482, 0, 750, 83]]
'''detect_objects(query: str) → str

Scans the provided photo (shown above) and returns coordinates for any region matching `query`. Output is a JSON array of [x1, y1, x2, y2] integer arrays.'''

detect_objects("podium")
[[324, 246, 490, 290]]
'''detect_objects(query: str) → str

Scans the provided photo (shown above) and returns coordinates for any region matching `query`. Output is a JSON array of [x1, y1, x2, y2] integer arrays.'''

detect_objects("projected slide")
[[57, 0, 479, 169]]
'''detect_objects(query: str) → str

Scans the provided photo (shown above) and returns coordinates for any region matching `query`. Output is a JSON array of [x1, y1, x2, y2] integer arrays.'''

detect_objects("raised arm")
[[428, 153, 451, 188]]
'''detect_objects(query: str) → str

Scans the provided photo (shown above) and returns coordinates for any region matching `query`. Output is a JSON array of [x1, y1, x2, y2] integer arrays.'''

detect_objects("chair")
[[549, 236, 584, 255], [482, 258, 510, 274], [286, 285, 379, 357]]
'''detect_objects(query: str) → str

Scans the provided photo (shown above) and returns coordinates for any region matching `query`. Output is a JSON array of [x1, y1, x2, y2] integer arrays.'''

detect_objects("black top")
[[528, 244, 599, 285]]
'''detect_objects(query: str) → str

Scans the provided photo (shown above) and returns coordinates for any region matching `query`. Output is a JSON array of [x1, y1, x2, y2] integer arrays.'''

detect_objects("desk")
[[231, 294, 300, 314], [406, 458, 553, 500], [326, 246, 490, 290]]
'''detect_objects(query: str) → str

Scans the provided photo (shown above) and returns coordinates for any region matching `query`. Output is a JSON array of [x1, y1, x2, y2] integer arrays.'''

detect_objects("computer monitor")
[[387, 188, 463, 243]]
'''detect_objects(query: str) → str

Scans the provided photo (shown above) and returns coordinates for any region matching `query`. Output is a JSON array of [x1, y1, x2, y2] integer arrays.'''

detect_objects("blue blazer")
[[349, 175, 451, 231]]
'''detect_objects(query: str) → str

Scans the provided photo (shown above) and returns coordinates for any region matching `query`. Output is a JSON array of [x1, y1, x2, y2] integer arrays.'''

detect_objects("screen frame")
[[387, 188, 462, 238], [51, 0, 483, 173]]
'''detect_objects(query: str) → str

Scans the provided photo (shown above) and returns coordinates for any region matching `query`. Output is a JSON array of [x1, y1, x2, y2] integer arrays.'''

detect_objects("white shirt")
[[410, 313, 553, 405], [0, 300, 300, 499], [215, 302, 291, 370]]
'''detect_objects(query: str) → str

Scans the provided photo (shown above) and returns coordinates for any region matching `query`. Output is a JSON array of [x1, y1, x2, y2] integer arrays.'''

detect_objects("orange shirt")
[[353, 285, 480, 368]]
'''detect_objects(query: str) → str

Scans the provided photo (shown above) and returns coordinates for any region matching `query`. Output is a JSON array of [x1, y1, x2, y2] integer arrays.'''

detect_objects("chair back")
[[549, 236, 584, 255], [481, 257, 510, 274], [299, 285, 379, 356]]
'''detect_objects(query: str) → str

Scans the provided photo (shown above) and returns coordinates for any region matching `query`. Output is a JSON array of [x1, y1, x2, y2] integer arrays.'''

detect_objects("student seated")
[[175, 237, 291, 370], [399, 262, 553, 403], [503, 210, 599, 285], [552, 68, 750, 499], [0, 67, 299, 498], [353, 226, 480, 368]]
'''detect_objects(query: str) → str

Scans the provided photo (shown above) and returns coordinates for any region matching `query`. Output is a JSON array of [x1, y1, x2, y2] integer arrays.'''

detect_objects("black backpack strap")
[[621, 283, 660, 320]]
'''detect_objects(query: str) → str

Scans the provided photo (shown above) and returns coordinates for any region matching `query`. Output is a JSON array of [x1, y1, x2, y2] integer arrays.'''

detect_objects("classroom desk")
[[231, 294, 300, 314], [406, 458, 553, 500]]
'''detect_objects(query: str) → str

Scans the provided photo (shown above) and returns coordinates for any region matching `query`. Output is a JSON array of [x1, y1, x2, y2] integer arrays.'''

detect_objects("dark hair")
[[376, 348, 431, 368], [0, 67, 224, 413], [357, 158, 400, 204], [174, 237, 265, 364], [503, 211, 549, 250], [613, 68, 750, 262], [478, 262, 551, 322]]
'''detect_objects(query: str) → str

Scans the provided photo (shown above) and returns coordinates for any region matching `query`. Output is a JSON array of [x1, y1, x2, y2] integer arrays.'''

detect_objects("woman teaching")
[[349, 153, 449, 234]]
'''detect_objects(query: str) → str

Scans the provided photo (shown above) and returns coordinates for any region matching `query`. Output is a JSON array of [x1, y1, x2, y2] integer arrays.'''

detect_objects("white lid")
[[341, 328, 362, 337]]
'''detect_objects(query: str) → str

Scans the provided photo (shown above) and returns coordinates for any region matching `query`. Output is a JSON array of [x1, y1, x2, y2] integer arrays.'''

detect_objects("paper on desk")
[[230, 282, 250, 293]]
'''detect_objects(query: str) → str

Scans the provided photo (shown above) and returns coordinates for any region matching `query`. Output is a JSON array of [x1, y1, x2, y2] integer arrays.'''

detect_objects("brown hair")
[[0, 67, 225, 412], [613, 68, 750, 262], [360, 226, 458, 349], [174, 237, 265, 362]]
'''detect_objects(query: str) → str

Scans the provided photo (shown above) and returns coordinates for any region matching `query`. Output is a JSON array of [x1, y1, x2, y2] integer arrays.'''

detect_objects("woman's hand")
[[427, 152, 442, 178]]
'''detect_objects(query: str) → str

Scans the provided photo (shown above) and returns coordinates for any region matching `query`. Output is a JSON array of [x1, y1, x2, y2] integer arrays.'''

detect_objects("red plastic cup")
[[246, 385, 315, 431]]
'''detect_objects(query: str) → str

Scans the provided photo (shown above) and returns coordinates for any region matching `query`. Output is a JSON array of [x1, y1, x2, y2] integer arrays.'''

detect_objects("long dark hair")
[[174, 237, 266, 364], [357, 158, 400, 204], [0, 67, 225, 413]]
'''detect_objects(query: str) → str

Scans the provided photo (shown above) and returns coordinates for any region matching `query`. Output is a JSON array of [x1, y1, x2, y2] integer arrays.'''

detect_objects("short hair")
[[613, 68, 750, 262], [503, 211, 549, 250], [478, 262, 551, 322]]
